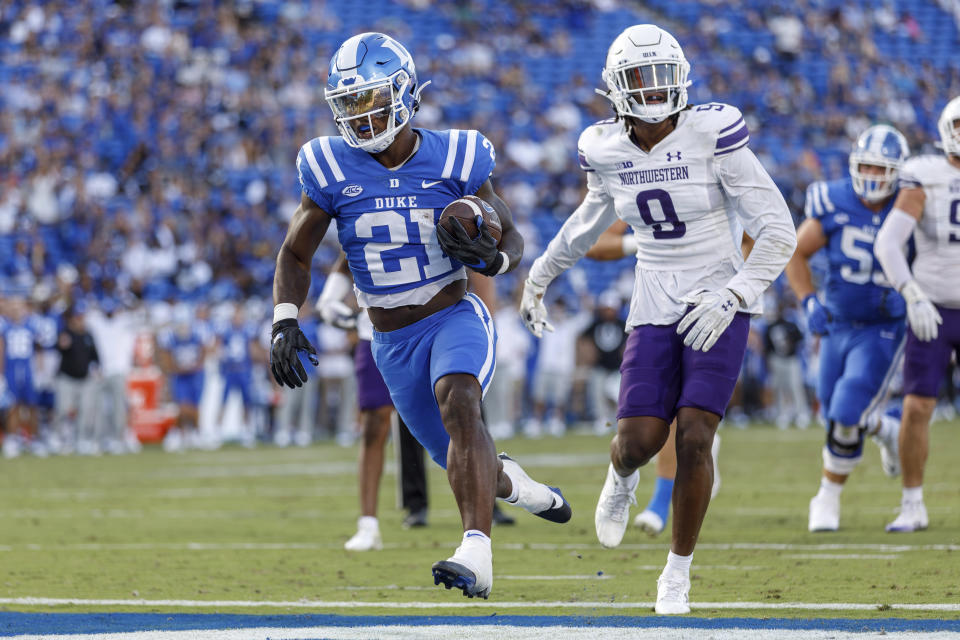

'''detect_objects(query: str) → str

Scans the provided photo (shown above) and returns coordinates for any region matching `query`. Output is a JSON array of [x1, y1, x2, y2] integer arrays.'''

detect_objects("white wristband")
[[273, 303, 299, 323], [621, 233, 638, 257], [496, 252, 510, 275]]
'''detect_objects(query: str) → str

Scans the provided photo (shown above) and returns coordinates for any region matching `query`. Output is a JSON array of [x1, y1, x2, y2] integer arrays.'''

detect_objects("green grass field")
[[1, 421, 958, 620]]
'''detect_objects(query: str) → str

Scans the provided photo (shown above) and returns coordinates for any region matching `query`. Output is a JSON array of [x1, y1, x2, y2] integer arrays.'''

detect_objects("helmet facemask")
[[849, 155, 900, 202], [602, 59, 690, 124], [326, 70, 414, 153]]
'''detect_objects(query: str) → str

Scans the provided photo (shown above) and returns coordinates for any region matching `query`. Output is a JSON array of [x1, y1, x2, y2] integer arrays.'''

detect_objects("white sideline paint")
[[1, 541, 957, 553], [785, 554, 900, 560], [6, 628, 960, 640], [3, 597, 959, 612]]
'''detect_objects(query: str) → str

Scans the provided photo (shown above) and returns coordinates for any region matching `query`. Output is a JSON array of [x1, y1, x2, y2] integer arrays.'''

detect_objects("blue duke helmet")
[[848, 124, 909, 202], [325, 32, 429, 153], [600, 24, 692, 124]]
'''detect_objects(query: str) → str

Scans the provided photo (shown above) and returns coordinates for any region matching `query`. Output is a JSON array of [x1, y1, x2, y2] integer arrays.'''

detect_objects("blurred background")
[[1, 0, 959, 457]]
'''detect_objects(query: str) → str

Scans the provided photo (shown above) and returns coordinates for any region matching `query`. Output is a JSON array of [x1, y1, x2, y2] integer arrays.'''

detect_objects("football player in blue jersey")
[[269, 32, 571, 599], [785, 124, 909, 532]]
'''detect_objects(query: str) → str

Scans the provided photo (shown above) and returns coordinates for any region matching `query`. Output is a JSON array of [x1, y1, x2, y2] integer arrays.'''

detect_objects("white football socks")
[[665, 550, 693, 575]]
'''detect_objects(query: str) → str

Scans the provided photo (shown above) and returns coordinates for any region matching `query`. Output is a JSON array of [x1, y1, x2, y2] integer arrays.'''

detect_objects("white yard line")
[[0, 541, 956, 553], [5, 628, 960, 640], [2, 597, 958, 612]]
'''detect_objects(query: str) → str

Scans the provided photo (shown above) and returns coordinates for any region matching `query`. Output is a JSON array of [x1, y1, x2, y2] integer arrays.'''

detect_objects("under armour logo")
[[721, 301, 734, 311], [666, 151, 682, 162]]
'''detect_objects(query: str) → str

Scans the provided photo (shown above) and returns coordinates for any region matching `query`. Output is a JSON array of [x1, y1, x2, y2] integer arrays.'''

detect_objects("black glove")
[[436, 215, 504, 276], [270, 319, 319, 389]]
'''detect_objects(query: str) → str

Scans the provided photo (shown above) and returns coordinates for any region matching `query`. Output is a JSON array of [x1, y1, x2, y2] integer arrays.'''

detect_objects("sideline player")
[[585, 221, 724, 536], [270, 33, 571, 599], [521, 25, 796, 613], [875, 96, 960, 532], [785, 125, 909, 532]]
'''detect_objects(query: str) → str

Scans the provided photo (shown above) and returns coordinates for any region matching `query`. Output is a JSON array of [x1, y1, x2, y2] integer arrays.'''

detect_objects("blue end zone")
[[1, 613, 959, 635]]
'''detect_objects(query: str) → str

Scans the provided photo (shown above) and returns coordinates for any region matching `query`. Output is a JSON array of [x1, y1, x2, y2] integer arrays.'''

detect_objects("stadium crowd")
[[1, 0, 959, 456]]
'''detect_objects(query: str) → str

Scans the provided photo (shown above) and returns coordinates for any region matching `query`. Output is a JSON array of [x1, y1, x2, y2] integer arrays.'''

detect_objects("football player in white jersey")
[[520, 24, 796, 613], [875, 95, 960, 533]]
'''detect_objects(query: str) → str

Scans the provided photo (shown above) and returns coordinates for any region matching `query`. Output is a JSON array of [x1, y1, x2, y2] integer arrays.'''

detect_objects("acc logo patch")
[[342, 184, 363, 197]]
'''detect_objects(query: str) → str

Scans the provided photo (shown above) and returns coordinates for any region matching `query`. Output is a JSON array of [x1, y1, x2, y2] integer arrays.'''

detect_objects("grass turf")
[[1, 420, 958, 619]]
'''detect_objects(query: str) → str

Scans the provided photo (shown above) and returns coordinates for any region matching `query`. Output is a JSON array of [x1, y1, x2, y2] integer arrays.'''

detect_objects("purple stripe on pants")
[[617, 313, 750, 421], [355, 339, 393, 411]]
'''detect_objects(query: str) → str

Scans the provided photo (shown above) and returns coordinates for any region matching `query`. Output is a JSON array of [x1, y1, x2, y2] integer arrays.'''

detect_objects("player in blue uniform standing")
[[785, 125, 909, 532], [157, 308, 209, 451], [1, 298, 40, 458], [269, 33, 571, 599]]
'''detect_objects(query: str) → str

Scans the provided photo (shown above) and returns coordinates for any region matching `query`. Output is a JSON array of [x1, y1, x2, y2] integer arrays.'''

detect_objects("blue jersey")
[[2, 321, 36, 364], [805, 179, 905, 324], [219, 325, 255, 372], [158, 329, 206, 371], [29, 313, 60, 350], [297, 128, 496, 304]]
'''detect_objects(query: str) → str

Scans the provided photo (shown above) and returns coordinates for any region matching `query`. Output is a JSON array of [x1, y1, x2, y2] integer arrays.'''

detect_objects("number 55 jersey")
[[573, 103, 795, 327], [804, 178, 905, 323]]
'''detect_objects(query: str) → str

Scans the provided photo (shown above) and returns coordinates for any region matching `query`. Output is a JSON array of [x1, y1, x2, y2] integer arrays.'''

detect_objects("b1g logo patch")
[[342, 184, 363, 197]]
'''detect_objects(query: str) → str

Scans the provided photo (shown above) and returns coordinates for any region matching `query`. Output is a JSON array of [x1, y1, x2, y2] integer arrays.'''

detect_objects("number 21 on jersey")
[[354, 209, 453, 286]]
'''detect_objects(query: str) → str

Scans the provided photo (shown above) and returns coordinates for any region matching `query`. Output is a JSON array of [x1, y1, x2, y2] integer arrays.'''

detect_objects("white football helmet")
[[938, 95, 960, 157], [600, 25, 691, 124]]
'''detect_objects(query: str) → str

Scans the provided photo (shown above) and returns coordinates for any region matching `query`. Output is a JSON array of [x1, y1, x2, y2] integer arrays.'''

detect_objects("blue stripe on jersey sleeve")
[[459, 130, 497, 195], [296, 143, 334, 213]]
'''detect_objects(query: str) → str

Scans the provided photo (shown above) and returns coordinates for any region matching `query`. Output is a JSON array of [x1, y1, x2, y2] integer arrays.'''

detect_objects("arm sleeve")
[[715, 146, 798, 308], [874, 208, 917, 291], [527, 171, 619, 288]]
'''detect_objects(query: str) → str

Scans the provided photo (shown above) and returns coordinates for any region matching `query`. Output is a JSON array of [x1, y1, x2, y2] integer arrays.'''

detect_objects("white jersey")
[[529, 103, 796, 327], [899, 155, 960, 308]]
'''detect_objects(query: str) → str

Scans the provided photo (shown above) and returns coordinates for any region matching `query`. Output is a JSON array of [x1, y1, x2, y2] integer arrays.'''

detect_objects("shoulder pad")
[[804, 180, 840, 220], [578, 119, 620, 171], [687, 103, 750, 156], [297, 136, 347, 190]]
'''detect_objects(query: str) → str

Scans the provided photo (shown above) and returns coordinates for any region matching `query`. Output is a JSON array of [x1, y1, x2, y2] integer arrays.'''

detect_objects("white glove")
[[315, 271, 358, 330], [676, 288, 741, 352], [519, 278, 554, 339], [901, 280, 942, 342]]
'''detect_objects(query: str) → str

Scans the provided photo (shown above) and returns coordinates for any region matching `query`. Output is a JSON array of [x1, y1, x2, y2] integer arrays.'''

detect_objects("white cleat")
[[633, 509, 665, 536], [872, 425, 901, 478], [595, 463, 639, 548], [499, 453, 571, 523], [432, 532, 493, 599], [344, 516, 383, 551], [808, 492, 840, 532], [711, 432, 721, 499], [886, 500, 928, 533], [655, 569, 691, 615]]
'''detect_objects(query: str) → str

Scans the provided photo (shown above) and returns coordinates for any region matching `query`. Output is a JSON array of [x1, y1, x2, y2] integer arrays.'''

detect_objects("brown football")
[[438, 195, 502, 246]]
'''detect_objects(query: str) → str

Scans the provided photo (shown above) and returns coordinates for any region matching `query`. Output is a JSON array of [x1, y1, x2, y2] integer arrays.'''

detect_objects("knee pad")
[[822, 420, 865, 475]]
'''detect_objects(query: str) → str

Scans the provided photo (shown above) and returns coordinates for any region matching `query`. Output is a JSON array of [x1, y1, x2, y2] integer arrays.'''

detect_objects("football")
[[438, 195, 502, 245]]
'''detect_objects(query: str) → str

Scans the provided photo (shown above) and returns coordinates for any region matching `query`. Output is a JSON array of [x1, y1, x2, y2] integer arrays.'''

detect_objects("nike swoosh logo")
[[465, 532, 485, 538], [421, 180, 442, 189]]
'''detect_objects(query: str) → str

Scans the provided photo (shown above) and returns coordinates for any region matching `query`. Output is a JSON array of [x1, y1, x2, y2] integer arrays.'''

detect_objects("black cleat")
[[402, 508, 428, 529]]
